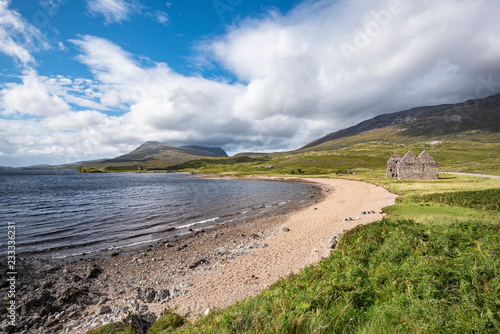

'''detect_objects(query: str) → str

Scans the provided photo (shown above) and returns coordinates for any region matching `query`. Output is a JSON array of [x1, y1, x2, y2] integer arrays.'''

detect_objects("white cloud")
[[1, 70, 71, 117], [58, 41, 67, 51], [154, 10, 169, 24], [86, 0, 139, 24], [0, 69, 108, 117], [0, 0, 48, 65]]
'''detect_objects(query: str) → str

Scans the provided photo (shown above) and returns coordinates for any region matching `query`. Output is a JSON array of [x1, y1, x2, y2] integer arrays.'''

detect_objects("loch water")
[[0, 170, 319, 259]]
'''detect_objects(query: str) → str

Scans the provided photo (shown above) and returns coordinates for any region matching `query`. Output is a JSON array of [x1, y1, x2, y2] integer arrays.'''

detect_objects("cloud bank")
[[1, 0, 500, 166]]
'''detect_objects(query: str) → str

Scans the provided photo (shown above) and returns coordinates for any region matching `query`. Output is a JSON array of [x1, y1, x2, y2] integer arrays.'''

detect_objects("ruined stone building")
[[386, 151, 439, 180], [386, 153, 401, 177]]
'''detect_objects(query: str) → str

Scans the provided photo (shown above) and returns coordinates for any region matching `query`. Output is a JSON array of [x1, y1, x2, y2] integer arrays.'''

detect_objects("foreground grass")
[[169, 219, 500, 333], [409, 189, 500, 212]]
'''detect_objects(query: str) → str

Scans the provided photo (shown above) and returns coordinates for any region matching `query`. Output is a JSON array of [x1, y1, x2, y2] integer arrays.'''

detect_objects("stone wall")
[[386, 153, 401, 177], [418, 151, 439, 179], [387, 150, 439, 180]]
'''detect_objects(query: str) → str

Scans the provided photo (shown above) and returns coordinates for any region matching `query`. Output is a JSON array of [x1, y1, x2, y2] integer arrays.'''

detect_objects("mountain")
[[78, 142, 228, 170], [301, 93, 500, 151], [180, 145, 228, 157]]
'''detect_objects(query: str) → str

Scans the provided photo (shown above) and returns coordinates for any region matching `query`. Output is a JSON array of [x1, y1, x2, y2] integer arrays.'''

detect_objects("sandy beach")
[[156, 177, 398, 317], [6, 177, 397, 333]]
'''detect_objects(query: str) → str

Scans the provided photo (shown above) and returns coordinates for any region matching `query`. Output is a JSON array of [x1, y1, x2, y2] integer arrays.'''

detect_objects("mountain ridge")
[[77, 143, 228, 170], [301, 93, 500, 150]]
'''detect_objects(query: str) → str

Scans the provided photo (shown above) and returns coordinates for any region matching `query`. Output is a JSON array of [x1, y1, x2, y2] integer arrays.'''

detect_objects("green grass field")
[[155, 141, 499, 177]]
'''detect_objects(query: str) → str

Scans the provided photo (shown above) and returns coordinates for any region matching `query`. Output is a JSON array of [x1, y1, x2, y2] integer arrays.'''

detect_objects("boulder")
[[123, 312, 157, 334], [153, 289, 170, 303], [137, 287, 156, 303]]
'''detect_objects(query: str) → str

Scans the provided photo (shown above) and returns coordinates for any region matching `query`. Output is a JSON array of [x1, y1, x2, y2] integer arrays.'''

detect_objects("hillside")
[[78, 142, 227, 171], [301, 93, 500, 151]]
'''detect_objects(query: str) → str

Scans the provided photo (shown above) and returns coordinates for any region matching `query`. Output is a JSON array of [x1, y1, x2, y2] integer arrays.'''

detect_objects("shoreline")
[[3, 177, 397, 334]]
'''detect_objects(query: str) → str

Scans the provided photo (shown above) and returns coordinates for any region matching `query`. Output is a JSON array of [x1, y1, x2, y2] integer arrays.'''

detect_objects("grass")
[[332, 171, 500, 196], [153, 141, 499, 177], [408, 189, 500, 212], [147, 311, 185, 333], [327, 172, 500, 224], [87, 311, 185, 334], [170, 219, 500, 333]]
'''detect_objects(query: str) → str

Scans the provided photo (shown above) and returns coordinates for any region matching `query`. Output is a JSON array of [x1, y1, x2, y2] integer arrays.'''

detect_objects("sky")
[[0, 0, 499, 167]]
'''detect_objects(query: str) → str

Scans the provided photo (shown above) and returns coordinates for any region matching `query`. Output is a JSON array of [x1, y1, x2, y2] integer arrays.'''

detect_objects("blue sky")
[[3, 1, 301, 82], [1, 0, 500, 167]]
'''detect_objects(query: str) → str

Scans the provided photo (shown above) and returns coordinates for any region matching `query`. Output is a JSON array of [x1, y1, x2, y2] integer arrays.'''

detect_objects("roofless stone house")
[[386, 150, 439, 180]]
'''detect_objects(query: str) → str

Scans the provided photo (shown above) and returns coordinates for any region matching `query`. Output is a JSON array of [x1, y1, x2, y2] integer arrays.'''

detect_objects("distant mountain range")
[[300, 93, 500, 151]]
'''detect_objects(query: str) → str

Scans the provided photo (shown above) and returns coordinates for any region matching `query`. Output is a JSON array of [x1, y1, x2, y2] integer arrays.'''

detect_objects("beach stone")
[[216, 247, 229, 255], [123, 312, 156, 334], [153, 289, 170, 303], [71, 274, 82, 283], [169, 287, 183, 299], [40, 280, 53, 289], [188, 258, 209, 269], [137, 287, 156, 303], [232, 249, 254, 256], [87, 265, 103, 279], [282, 227, 290, 232], [326, 236, 338, 249], [25, 290, 53, 309], [97, 305, 111, 315], [247, 242, 268, 249]]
